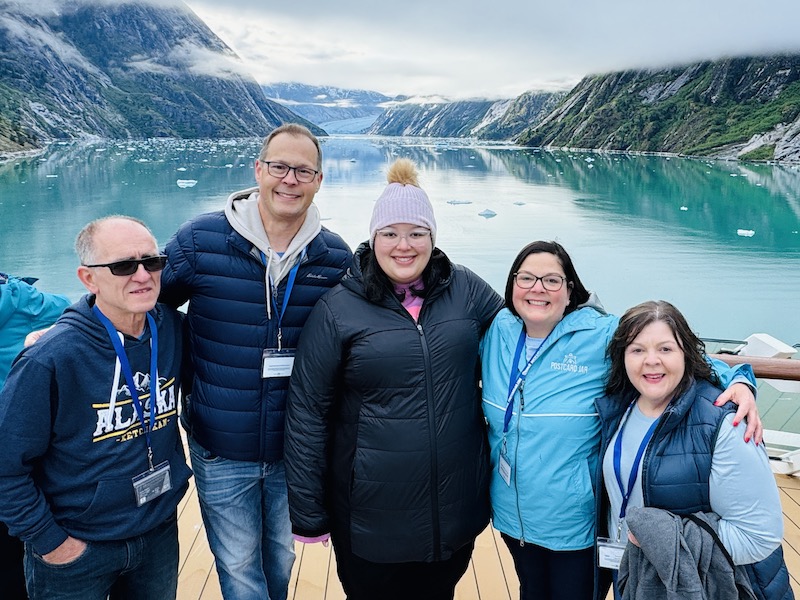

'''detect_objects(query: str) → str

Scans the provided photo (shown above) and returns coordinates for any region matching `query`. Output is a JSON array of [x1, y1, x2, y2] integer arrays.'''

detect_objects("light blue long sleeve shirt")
[[604, 408, 782, 564]]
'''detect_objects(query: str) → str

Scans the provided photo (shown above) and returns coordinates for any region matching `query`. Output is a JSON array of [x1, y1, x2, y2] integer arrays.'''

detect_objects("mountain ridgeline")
[[364, 91, 566, 140], [1, 0, 799, 163], [259, 54, 800, 162], [518, 55, 800, 161], [260, 83, 565, 140], [0, 0, 317, 153]]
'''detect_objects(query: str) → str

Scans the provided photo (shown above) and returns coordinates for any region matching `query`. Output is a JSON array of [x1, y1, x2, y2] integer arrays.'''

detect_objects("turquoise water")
[[1, 135, 799, 344]]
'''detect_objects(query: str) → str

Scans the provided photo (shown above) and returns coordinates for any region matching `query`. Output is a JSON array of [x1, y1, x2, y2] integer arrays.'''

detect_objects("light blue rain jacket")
[[480, 303, 753, 551]]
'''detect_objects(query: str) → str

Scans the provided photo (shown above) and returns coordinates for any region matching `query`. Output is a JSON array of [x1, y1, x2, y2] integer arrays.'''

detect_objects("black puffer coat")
[[285, 246, 503, 563]]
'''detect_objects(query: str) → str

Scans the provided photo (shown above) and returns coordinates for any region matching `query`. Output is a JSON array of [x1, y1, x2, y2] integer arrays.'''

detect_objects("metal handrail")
[[709, 354, 800, 382]]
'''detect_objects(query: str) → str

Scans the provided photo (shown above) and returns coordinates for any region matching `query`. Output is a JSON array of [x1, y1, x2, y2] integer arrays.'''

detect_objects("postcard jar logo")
[[550, 353, 589, 374]]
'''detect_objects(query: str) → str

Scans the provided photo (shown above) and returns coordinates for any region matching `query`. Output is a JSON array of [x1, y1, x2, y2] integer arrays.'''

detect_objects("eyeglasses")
[[84, 255, 168, 276], [513, 272, 567, 291], [374, 229, 432, 246], [260, 160, 319, 183]]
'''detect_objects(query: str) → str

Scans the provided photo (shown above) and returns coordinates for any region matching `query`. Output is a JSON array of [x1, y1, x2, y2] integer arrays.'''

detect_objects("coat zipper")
[[515, 378, 526, 546], [417, 321, 442, 559]]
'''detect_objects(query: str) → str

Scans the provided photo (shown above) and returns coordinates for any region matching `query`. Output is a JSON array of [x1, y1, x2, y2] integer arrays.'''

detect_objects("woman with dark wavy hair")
[[597, 300, 790, 600], [481, 244, 760, 600], [604, 300, 715, 400]]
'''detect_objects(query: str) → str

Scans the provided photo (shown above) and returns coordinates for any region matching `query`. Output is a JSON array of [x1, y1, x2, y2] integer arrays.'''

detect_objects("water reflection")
[[1, 136, 798, 342]]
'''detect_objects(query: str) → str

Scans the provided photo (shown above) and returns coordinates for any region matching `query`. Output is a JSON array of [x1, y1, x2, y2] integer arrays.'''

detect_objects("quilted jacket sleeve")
[[284, 297, 343, 537]]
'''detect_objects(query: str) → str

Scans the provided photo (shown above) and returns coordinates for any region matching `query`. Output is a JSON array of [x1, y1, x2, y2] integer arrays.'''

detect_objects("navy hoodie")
[[0, 295, 191, 555]]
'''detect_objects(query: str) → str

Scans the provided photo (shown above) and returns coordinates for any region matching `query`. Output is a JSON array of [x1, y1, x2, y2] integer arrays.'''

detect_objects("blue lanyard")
[[612, 403, 659, 521], [503, 329, 549, 434], [261, 249, 305, 350], [93, 305, 159, 470]]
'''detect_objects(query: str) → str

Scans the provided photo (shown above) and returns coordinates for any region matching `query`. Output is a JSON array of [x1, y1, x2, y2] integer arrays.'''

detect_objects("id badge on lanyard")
[[597, 537, 627, 570], [93, 306, 172, 507], [261, 249, 302, 379], [596, 403, 658, 569], [262, 349, 296, 378], [498, 330, 549, 487], [133, 461, 172, 506]]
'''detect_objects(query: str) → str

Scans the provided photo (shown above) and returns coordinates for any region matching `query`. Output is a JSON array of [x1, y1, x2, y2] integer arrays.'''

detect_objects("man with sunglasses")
[[0, 216, 192, 599], [160, 123, 351, 600]]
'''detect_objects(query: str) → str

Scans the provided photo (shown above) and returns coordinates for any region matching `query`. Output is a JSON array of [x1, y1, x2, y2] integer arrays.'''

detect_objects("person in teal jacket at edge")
[[479, 240, 761, 600], [0, 272, 71, 599], [0, 272, 71, 388]]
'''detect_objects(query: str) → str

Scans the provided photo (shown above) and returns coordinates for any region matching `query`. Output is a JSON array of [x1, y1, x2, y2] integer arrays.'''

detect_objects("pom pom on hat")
[[369, 158, 436, 247]]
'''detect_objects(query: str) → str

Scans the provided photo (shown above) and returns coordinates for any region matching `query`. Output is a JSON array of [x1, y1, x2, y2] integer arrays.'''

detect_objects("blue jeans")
[[189, 437, 295, 600], [23, 516, 177, 600]]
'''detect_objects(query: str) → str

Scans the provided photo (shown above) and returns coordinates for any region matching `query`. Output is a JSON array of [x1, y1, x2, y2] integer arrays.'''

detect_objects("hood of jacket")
[[52, 294, 118, 347], [490, 302, 613, 358], [577, 290, 607, 314], [225, 186, 322, 282]]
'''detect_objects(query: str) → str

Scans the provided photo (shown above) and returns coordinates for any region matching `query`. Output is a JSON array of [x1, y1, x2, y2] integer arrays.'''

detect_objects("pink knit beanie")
[[369, 158, 436, 247]]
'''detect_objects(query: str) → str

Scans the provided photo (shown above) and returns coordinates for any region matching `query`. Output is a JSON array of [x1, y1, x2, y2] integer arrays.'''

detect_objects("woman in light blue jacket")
[[480, 241, 759, 600]]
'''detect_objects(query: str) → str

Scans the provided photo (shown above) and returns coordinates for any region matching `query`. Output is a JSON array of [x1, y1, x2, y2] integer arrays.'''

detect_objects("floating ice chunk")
[[177, 179, 198, 188], [478, 209, 497, 219], [736, 229, 755, 237], [447, 199, 472, 205], [176, 167, 187, 172], [680, 206, 688, 211], [513, 202, 526, 206], [45, 174, 58, 178]]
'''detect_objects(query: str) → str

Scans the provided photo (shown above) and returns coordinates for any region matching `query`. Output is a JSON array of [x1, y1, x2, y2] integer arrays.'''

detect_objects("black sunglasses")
[[84, 255, 168, 276]]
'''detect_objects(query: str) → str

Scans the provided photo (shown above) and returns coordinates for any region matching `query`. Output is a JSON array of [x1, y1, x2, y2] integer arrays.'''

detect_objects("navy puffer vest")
[[597, 380, 793, 600]]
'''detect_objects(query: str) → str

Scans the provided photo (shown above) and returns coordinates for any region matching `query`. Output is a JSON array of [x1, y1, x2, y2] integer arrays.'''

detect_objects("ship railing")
[[706, 334, 800, 476]]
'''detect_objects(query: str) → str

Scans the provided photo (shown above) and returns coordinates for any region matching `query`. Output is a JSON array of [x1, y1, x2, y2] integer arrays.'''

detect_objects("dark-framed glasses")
[[84, 255, 168, 276], [260, 160, 319, 183], [513, 272, 567, 291]]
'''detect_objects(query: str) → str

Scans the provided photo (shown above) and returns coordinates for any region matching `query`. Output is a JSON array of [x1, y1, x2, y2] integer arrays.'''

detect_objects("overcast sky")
[[182, 2, 800, 99]]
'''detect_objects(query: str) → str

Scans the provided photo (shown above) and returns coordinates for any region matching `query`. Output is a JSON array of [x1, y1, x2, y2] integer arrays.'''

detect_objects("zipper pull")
[[519, 379, 525, 410]]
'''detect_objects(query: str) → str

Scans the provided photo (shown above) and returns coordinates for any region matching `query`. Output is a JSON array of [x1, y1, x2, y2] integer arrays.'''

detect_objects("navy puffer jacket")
[[161, 210, 351, 462]]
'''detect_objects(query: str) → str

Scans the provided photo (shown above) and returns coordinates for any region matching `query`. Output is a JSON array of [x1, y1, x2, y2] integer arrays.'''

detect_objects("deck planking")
[[176, 473, 800, 599]]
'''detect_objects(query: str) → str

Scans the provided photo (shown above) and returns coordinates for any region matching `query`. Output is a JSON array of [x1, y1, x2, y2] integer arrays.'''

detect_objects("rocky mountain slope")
[[365, 91, 564, 140], [518, 55, 800, 161], [0, 0, 316, 153]]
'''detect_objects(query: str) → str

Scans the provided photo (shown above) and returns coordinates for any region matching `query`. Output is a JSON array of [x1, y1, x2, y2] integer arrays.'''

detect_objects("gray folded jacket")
[[619, 507, 756, 600]]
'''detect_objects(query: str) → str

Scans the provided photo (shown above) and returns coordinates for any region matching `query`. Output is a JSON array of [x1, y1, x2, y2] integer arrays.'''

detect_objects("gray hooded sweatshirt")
[[619, 507, 756, 600], [224, 186, 321, 320]]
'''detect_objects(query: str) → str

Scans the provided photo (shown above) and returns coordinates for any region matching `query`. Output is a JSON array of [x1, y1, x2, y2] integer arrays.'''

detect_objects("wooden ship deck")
[[177, 351, 800, 599], [176, 473, 800, 599]]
